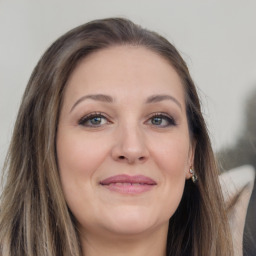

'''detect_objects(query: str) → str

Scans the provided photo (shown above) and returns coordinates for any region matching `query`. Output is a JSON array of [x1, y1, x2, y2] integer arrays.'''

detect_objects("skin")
[[57, 46, 194, 256]]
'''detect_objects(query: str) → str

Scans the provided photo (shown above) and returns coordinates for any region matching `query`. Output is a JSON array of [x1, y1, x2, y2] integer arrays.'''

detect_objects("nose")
[[111, 125, 149, 164]]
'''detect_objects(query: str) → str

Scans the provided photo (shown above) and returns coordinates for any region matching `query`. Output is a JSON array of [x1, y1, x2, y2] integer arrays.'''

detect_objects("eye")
[[147, 113, 176, 128], [78, 112, 110, 127]]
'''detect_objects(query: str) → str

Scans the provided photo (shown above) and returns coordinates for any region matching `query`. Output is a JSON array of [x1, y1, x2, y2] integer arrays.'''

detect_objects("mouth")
[[99, 174, 157, 194]]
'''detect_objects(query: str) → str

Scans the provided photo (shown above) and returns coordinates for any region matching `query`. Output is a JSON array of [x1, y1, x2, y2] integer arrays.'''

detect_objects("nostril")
[[118, 156, 145, 161]]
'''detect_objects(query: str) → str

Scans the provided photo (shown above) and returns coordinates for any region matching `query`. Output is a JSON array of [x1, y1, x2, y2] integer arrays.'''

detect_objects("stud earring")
[[189, 168, 198, 183]]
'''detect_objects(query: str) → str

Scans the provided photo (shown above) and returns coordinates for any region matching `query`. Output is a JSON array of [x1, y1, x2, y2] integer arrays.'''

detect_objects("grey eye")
[[78, 113, 108, 127], [147, 114, 176, 128], [90, 116, 103, 125], [151, 117, 163, 125]]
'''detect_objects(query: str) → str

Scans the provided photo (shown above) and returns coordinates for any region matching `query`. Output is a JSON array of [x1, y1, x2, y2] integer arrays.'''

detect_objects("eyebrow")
[[145, 94, 182, 109], [70, 94, 114, 112], [70, 93, 182, 112]]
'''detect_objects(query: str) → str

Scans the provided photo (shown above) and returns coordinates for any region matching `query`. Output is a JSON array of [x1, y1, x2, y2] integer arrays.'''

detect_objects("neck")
[[80, 224, 168, 256]]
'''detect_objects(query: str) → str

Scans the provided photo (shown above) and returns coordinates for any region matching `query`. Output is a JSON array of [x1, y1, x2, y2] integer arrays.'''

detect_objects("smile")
[[99, 174, 157, 194]]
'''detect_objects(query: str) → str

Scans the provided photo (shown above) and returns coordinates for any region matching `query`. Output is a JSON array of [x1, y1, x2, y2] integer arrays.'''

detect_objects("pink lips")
[[99, 174, 157, 194]]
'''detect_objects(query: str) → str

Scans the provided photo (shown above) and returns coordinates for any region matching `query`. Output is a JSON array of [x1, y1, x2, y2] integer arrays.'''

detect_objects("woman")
[[0, 18, 233, 255]]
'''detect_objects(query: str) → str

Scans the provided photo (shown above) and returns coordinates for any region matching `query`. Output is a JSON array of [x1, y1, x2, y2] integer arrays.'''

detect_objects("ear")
[[186, 139, 196, 179]]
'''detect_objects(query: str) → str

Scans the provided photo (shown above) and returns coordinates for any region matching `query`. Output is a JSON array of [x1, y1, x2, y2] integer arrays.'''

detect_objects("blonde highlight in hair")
[[0, 18, 233, 255]]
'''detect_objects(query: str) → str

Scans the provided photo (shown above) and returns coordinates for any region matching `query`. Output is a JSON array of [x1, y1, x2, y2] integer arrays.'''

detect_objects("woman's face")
[[57, 46, 194, 239]]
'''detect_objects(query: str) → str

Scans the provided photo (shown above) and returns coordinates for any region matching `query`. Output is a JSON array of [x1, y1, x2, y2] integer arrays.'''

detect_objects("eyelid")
[[145, 112, 177, 127], [78, 112, 112, 127]]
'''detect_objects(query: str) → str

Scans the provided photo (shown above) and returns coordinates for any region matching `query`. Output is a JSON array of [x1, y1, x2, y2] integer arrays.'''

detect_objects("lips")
[[99, 174, 157, 194]]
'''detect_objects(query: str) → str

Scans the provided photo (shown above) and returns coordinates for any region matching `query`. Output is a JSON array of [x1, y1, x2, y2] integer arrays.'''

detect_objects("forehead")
[[64, 45, 185, 106]]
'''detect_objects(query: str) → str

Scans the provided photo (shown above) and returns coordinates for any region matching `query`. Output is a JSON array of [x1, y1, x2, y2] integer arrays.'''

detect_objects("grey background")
[[1, 0, 256, 169]]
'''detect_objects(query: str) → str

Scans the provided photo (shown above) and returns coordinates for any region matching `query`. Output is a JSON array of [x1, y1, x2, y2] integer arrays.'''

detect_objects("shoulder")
[[219, 165, 255, 256]]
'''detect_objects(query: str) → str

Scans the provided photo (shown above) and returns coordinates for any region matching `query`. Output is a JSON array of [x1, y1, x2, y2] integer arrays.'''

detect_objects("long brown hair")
[[0, 18, 233, 256]]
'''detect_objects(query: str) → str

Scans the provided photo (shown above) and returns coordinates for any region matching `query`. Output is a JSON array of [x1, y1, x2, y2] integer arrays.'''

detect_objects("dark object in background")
[[243, 179, 256, 256]]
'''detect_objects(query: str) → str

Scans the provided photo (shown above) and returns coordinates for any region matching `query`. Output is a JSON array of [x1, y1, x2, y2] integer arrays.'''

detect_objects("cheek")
[[57, 132, 107, 178], [151, 134, 190, 177], [149, 135, 190, 217], [56, 131, 110, 220], [56, 131, 110, 209]]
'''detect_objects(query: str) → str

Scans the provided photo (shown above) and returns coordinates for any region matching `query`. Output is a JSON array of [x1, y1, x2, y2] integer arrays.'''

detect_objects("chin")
[[99, 206, 169, 236]]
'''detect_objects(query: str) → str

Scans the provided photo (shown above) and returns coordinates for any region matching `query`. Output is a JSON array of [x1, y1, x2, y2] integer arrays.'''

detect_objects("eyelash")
[[78, 112, 176, 128], [146, 112, 177, 127], [78, 112, 109, 127]]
